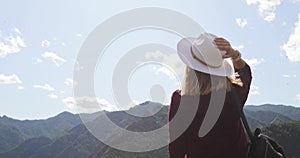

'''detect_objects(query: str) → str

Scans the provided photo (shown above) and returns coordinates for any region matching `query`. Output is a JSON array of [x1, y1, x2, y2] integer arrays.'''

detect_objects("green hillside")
[[262, 121, 300, 158]]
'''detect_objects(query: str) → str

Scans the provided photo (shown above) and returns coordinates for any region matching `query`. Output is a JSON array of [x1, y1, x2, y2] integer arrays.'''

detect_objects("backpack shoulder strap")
[[231, 86, 254, 143]]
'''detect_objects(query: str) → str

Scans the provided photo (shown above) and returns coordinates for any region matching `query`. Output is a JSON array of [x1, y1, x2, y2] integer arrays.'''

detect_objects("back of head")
[[181, 66, 231, 95]]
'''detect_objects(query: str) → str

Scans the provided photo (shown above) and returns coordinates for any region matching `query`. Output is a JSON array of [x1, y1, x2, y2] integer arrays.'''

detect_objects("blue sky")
[[1, 0, 300, 120]]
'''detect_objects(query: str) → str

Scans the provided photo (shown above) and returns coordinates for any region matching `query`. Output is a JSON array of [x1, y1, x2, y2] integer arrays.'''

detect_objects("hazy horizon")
[[1, 101, 299, 120]]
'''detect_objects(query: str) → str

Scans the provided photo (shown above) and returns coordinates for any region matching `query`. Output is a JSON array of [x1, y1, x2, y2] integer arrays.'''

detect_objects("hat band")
[[190, 47, 222, 68]]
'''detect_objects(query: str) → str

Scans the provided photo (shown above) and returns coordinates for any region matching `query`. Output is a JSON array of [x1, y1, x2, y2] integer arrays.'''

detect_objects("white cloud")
[[41, 40, 50, 47], [232, 45, 244, 50], [246, 0, 282, 22], [14, 28, 21, 34], [75, 60, 84, 71], [144, 51, 183, 87], [264, 12, 276, 22], [250, 85, 260, 96], [48, 93, 58, 99], [297, 94, 300, 100], [62, 96, 118, 113], [41, 51, 66, 67], [17, 85, 25, 90], [236, 18, 248, 28], [282, 74, 290, 78], [282, 74, 297, 78], [281, 14, 300, 62], [64, 78, 77, 87], [244, 58, 265, 68], [34, 84, 55, 91], [0, 74, 22, 84], [282, 21, 287, 27], [155, 66, 176, 80], [0, 28, 26, 58], [76, 33, 82, 37], [33, 58, 43, 64], [36, 58, 43, 63], [145, 50, 185, 77]]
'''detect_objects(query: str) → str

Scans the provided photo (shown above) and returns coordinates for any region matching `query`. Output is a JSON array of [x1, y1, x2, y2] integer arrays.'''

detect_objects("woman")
[[168, 33, 252, 158]]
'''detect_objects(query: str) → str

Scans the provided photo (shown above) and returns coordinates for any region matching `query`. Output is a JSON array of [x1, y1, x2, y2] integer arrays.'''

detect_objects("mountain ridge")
[[0, 102, 299, 157], [245, 104, 300, 120]]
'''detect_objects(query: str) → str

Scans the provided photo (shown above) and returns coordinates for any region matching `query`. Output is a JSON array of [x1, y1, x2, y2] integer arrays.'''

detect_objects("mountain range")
[[0, 102, 299, 158]]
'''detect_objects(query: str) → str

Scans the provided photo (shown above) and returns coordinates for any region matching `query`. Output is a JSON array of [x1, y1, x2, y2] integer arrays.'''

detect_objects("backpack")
[[232, 88, 286, 158]]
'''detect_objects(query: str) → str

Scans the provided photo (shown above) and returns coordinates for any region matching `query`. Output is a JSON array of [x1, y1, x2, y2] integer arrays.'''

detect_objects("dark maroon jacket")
[[168, 64, 252, 158]]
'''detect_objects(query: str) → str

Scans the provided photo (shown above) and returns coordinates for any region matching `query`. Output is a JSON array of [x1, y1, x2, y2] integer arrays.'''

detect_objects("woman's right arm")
[[229, 49, 252, 105], [214, 37, 252, 105], [233, 57, 252, 105]]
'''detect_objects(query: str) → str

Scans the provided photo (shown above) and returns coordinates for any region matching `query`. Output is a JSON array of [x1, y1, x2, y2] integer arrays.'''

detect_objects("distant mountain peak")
[[0, 115, 15, 121], [126, 101, 165, 117], [137, 101, 165, 106], [53, 111, 74, 118], [138, 101, 152, 106], [1, 115, 8, 118]]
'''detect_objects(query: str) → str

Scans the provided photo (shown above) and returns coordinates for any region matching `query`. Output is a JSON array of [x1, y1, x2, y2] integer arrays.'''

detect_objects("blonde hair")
[[181, 66, 232, 95]]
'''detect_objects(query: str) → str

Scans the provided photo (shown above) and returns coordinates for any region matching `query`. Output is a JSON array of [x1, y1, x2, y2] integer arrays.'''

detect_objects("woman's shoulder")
[[173, 89, 181, 95], [171, 89, 182, 99], [172, 89, 182, 100]]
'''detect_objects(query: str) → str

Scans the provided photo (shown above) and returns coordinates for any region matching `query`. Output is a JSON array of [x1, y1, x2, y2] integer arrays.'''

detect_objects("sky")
[[1, 0, 300, 120]]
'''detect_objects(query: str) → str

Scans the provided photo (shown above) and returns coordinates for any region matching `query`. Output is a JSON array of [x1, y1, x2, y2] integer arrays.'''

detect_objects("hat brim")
[[177, 37, 233, 77]]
